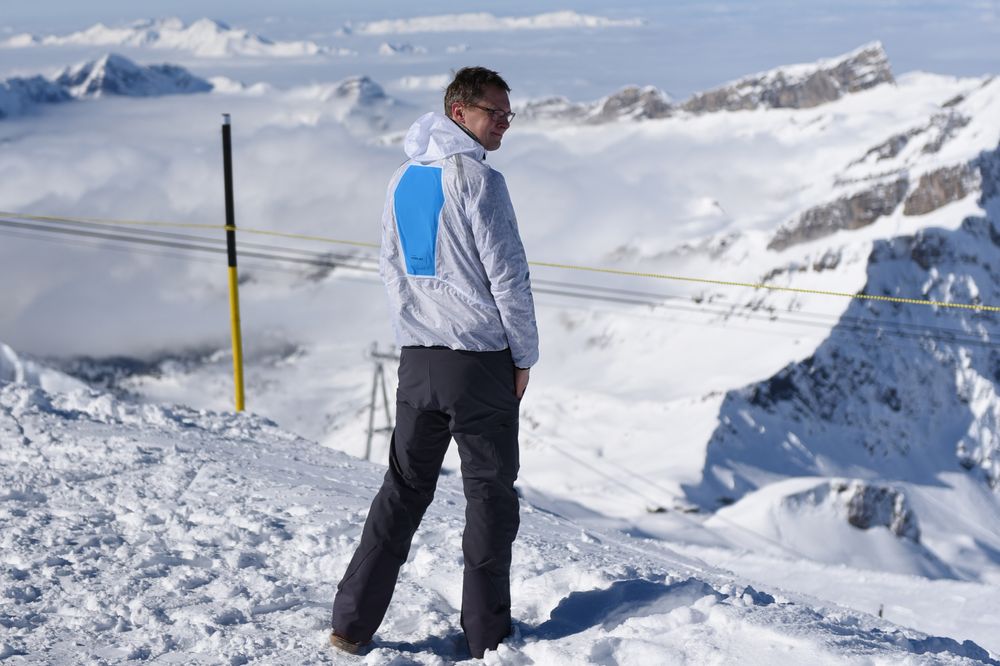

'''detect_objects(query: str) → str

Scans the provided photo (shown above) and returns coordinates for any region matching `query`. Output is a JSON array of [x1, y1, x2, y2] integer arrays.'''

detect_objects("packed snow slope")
[[1, 377, 996, 665]]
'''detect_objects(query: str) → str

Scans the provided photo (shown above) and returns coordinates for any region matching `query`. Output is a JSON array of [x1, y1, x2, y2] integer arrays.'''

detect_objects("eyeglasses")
[[466, 103, 515, 123]]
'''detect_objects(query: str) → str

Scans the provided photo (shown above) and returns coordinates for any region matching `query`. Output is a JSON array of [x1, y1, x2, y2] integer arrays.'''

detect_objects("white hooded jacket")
[[379, 112, 539, 368]]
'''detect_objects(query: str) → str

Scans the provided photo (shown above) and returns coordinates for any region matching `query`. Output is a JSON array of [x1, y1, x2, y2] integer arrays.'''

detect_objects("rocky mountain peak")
[[590, 85, 672, 122], [54, 53, 212, 98], [332, 75, 388, 106], [682, 42, 894, 113], [519, 43, 894, 125], [517, 85, 672, 124]]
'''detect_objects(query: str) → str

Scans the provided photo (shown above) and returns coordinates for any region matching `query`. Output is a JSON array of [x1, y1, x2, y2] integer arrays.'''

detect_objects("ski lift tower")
[[365, 342, 399, 461]]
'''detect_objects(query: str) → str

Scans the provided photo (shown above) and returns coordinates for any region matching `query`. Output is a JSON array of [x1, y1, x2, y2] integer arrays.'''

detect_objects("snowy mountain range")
[[683, 42, 894, 113], [519, 42, 892, 123], [677, 77, 1000, 514], [0, 42, 899, 127], [55, 53, 212, 98], [0, 17, 348, 58], [0, 53, 209, 118]]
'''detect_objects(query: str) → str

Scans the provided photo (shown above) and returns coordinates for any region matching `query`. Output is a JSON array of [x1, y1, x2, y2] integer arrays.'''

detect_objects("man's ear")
[[450, 102, 466, 123]]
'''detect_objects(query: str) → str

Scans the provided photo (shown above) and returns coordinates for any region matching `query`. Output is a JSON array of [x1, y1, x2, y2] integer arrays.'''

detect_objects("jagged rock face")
[[759, 248, 843, 283], [769, 179, 909, 250], [519, 42, 894, 125], [773, 138, 997, 251], [837, 481, 920, 540], [903, 165, 981, 216], [774, 104, 989, 251], [851, 130, 919, 165], [923, 112, 972, 154], [587, 86, 672, 123], [518, 85, 672, 124], [687, 211, 1000, 508], [681, 43, 894, 113], [849, 111, 971, 173], [782, 480, 921, 541], [55, 53, 212, 98]]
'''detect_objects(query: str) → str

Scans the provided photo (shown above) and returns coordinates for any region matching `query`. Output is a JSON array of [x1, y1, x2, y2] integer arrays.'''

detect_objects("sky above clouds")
[[3, 1, 1000, 98]]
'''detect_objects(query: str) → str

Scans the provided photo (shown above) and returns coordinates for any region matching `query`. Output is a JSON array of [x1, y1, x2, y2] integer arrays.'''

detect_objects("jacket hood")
[[403, 112, 486, 164]]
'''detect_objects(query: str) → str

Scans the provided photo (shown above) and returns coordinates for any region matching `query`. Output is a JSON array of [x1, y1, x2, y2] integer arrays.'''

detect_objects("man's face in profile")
[[452, 85, 512, 151]]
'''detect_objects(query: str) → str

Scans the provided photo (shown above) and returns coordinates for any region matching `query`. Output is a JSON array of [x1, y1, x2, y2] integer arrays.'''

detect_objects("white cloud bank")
[[348, 10, 644, 35]]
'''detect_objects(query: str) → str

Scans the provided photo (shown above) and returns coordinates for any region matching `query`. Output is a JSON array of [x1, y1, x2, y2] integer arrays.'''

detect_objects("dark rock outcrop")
[[851, 130, 920, 165], [769, 178, 909, 250], [903, 164, 980, 216], [849, 111, 971, 170], [587, 86, 672, 122], [922, 112, 972, 155], [835, 480, 920, 541], [775, 143, 999, 252]]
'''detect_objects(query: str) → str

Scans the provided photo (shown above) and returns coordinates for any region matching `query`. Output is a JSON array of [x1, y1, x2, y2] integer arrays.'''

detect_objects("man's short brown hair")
[[444, 67, 511, 118]]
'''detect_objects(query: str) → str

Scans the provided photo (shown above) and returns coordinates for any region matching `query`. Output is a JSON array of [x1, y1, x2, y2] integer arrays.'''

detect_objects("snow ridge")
[[0, 53, 210, 118], [0, 17, 349, 58]]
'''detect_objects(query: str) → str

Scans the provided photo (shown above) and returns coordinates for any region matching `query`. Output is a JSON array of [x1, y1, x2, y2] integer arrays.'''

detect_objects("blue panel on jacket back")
[[394, 165, 444, 276]]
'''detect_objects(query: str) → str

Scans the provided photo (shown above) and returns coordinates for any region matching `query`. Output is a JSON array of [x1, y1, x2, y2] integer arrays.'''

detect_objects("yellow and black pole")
[[221, 113, 245, 412]]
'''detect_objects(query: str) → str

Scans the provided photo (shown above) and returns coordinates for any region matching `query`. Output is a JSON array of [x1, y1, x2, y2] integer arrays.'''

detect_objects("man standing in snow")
[[330, 67, 538, 659]]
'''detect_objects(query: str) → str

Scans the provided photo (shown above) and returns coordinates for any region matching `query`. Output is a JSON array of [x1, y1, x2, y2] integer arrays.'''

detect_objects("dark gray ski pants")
[[331, 346, 521, 658]]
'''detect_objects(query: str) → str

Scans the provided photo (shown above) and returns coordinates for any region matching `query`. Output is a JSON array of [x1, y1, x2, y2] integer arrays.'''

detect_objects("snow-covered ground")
[[2, 379, 995, 664], [3, 3, 1000, 663]]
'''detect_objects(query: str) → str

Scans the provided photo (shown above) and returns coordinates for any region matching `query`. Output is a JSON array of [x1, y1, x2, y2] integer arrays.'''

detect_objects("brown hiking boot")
[[329, 631, 370, 655]]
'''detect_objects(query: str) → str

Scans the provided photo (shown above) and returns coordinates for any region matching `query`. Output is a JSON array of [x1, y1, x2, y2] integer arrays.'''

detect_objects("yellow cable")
[[5, 210, 999, 314], [528, 260, 1000, 313]]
